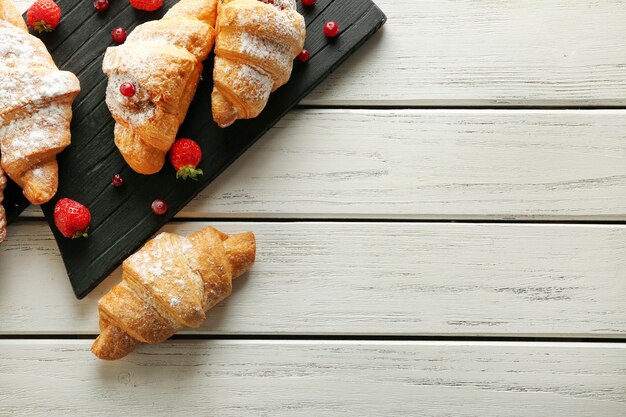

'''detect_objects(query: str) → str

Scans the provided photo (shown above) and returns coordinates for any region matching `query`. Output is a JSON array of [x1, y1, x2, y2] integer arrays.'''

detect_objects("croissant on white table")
[[91, 226, 256, 360], [0, 0, 80, 204], [103, 0, 218, 174], [212, 0, 306, 127]]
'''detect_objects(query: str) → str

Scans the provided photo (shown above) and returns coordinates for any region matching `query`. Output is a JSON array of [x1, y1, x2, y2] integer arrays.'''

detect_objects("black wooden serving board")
[[5, 0, 386, 298]]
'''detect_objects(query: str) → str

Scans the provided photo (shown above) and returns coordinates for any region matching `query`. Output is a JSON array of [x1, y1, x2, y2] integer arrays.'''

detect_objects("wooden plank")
[[15, 0, 626, 106], [20, 109, 626, 220], [2, 221, 625, 337], [1, 340, 625, 416]]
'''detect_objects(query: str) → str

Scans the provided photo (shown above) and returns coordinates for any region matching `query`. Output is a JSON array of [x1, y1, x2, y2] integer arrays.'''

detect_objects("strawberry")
[[169, 138, 203, 181], [129, 0, 163, 11], [54, 198, 91, 239], [27, 0, 61, 33]]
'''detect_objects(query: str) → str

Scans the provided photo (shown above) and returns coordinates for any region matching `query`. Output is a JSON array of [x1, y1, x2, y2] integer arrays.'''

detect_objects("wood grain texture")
[[20, 109, 626, 220], [1, 340, 625, 416], [2, 221, 625, 337], [14, 0, 626, 106]]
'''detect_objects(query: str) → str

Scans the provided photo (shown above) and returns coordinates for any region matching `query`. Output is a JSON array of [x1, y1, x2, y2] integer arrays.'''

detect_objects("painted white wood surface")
[[2, 221, 625, 337], [14, 109, 626, 220], [15, 0, 626, 105], [1, 340, 625, 416]]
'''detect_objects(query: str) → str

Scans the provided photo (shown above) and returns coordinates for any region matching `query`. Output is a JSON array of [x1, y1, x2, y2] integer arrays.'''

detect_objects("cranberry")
[[301, 0, 316, 6], [297, 49, 310, 63], [119, 82, 136, 97], [111, 27, 127, 44], [93, 0, 109, 12], [151, 199, 168, 215], [324, 21, 340, 38], [111, 174, 125, 188]]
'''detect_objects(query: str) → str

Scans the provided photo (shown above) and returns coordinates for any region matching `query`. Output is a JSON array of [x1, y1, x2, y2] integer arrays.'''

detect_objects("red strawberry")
[[27, 0, 61, 33], [169, 138, 203, 181], [54, 198, 91, 239], [129, 0, 163, 11]]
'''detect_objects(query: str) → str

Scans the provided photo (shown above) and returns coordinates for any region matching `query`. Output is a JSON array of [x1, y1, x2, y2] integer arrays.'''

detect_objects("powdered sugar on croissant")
[[0, 0, 80, 205], [103, 0, 218, 175], [212, 0, 306, 127], [91, 226, 256, 360]]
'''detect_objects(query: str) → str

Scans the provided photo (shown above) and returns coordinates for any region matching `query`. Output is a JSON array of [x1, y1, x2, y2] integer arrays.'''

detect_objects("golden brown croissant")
[[212, 0, 306, 127], [103, 0, 218, 175], [91, 226, 256, 360], [0, 164, 6, 244], [0, 0, 80, 205]]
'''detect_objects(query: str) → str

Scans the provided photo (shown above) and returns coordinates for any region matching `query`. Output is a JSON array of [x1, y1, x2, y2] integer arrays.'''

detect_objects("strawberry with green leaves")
[[169, 138, 204, 181], [27, 0, 61, 33], [54, 198, 91, 239]]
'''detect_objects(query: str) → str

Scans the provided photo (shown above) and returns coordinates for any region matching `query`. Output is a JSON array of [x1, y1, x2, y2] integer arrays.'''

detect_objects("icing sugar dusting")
[[105, 74, 156, 126], [0, 20, 79, 185], [0, 103, 68, 165], [0, 22, 79, 113], [214, 0, 305, 124], [169, 295, 181, 307], [236, 64, 273, 103], [238, 32, 292, 70], [229, 1, 301, 41]]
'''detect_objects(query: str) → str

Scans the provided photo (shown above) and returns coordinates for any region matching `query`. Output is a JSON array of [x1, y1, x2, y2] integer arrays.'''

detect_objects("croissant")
[[0, 0, 80, 204], [91, 226, 256, 360], [0, 164, 6, 244], [102, 0, 218, 175], [212, 0, 306, 128]]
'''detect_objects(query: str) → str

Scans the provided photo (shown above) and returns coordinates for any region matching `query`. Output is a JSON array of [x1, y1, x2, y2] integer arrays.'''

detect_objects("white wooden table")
[[2, 1, 626, 415]]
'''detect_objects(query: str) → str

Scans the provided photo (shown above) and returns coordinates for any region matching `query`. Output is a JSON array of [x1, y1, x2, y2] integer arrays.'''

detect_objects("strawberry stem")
[[176, 166, 203, 181], [72, 230, 89, 239], [33, 20, 54, 33]]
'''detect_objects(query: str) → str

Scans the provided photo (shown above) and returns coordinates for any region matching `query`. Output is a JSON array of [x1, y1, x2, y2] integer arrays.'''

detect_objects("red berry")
[[111, 27, 127, 43], [151, 199, 168, 215], [111, 174, 125, 187], [301, 0, 316, 6], [93, 0, 109, 12], [324, 21, 340, 38], [54, 198, 91, 239], [120, 82, 135, 97], [130, 0, 163, 11], [297, 49, 310, 63], [27, 0, 61, 33], [169, 138, 204, 181]]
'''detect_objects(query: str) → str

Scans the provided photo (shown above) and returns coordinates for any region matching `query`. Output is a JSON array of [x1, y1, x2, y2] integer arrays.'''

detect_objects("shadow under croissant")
[[91, 228, 256, 360]]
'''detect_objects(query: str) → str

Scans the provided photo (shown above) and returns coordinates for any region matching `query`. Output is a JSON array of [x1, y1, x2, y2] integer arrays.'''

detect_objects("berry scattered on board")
[[324, 21, 340, 38], [93, 0, 109, 12], [297, 49, 310, 63], [151, 199, 168, 215], [111, 27, 127, 44], [111, 174, 125, 188], [54, 198, 91, 239]]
